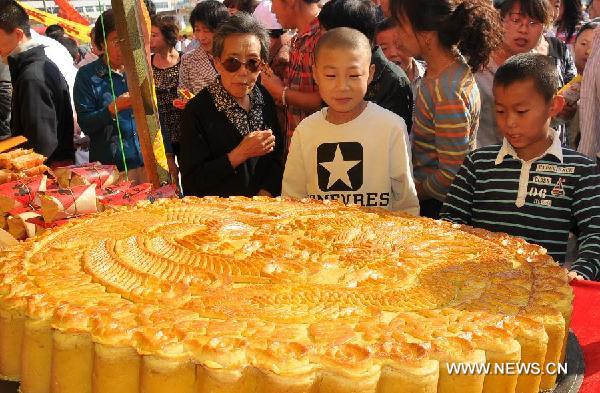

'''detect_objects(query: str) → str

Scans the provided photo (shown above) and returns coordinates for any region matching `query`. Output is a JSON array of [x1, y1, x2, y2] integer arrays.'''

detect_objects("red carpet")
[[570, 280, 600, 393]]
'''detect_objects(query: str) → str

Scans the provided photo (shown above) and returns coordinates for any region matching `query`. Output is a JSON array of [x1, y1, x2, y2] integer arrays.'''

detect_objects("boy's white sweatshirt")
[[283, 102, 419, 215]]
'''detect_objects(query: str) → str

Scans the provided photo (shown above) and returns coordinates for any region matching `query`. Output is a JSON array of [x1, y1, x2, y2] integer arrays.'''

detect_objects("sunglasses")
[[220, 57, 264, 73]]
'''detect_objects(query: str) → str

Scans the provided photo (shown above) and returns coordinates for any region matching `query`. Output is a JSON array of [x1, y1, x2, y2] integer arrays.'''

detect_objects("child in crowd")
[[282, 28, 419, 214], [441, 53, 600, 281], [573, 21, 599, 75], [390, 0, 503, 218], [375, 17, 426, 98]]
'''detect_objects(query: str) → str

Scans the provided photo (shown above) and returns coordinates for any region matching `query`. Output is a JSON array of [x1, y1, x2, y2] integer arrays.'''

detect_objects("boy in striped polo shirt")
[[441, 53, 600, 281]]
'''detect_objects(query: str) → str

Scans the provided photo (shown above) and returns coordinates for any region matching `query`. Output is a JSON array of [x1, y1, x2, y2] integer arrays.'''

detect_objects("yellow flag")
[[139, 2, 169, 180], [18, 1, 91, 44]]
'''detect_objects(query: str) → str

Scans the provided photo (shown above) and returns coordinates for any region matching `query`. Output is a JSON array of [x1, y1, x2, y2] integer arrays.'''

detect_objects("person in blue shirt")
[[74, 10, 145, 183]]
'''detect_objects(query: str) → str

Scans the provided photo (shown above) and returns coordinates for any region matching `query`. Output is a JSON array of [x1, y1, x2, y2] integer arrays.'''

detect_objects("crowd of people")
[[0, 0, 599, 281]]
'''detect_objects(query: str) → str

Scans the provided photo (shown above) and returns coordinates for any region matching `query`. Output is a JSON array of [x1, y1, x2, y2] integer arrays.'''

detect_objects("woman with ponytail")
[[390, 0, 502, 218]]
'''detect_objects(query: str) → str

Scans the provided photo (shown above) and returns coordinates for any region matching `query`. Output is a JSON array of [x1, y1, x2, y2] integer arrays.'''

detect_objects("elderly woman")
[[179, 13, 283, 197]]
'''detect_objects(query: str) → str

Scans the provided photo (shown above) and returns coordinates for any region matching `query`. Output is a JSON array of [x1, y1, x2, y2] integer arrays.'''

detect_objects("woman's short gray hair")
[[212, 12, 270, 61]]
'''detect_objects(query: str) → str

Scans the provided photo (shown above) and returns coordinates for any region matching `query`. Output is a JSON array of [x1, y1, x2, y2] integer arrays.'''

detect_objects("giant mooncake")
[[0, 197, 573, 393]]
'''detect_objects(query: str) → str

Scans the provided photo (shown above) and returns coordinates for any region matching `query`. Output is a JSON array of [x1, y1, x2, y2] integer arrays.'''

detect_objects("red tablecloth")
[[570, 280, 600, 393]]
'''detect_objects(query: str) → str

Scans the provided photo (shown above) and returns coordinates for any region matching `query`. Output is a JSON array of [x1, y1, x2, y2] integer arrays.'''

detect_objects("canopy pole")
[[111, 0, 169, 187]]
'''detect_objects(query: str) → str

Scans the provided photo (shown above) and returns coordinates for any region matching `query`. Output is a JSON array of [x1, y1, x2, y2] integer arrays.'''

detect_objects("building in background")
[[22, 0, 178, 22], [176, 0, 198, 10]]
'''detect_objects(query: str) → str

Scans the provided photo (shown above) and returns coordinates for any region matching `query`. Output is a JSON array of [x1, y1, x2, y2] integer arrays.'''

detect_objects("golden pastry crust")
[[0, 197, 573, 392]]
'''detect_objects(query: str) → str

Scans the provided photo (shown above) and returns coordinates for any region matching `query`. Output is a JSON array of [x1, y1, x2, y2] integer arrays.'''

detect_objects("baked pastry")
[[0, 197, 573, 393], [0, 148, 48, 186]]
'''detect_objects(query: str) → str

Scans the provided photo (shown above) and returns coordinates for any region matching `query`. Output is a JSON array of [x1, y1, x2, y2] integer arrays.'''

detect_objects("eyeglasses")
[[505, 13, 543, 28], [220, 57, 264, 73]]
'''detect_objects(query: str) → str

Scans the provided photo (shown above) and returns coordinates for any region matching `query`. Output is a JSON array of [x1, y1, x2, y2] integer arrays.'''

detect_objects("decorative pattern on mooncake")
[[0, 197, 573, 393]]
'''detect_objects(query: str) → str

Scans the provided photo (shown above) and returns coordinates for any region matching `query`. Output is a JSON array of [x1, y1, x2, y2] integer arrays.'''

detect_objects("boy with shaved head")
[[282, 28, 419, 214]]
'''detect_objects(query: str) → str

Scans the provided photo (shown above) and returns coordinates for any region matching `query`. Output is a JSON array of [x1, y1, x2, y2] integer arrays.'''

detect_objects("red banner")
[[54, 0, 90, 25]]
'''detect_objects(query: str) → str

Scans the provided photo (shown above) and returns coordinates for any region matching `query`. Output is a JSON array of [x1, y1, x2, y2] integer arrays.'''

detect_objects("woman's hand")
[[227, 130, 276, 168], [173, 89, 194, 109], [173, 98, 189, 110], [107, 93, 132, 117]]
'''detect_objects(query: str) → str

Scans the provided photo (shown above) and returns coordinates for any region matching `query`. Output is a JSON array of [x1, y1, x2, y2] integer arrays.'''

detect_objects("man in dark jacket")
[[0, 62, 10, 140], [0, 0, 74, 163], [318, 0, 414, 131]]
